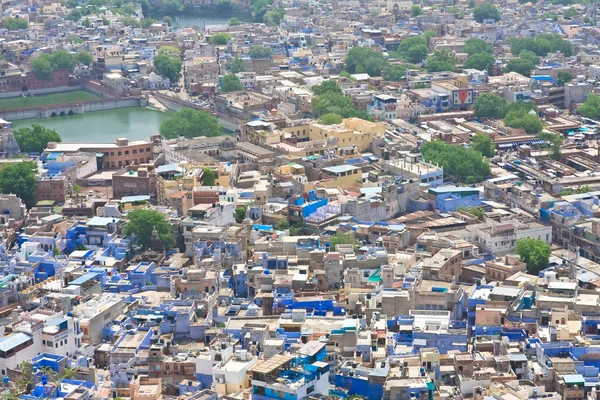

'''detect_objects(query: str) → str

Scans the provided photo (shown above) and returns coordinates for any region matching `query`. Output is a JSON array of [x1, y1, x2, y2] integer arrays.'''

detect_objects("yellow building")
[[308, 118, 385, 152], [275, 163, 305, 175], [319, 164, 363, 188]]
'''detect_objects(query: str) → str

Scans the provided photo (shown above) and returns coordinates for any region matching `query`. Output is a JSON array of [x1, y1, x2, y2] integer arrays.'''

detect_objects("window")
[[117, 151, 122, 156], [47, 341, 54, 347], [139, 148, 144, 153], [125, 150, 129, 155], [110, 152, 114, 156], [133, 149, 137, 154]]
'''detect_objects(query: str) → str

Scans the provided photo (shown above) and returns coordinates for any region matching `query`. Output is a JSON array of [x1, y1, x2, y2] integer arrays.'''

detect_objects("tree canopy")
[[411, 5, 423, 16], [248, 45, 272, 59], [311, 80, 343, 96], [0, 161, 37, 208], [504, 102, 544, 134], [202, 167, 215, 186], [420, 140, 490, 183], [557, 71, 573, 86], [473, 93, 508, 119], [234, 207, 247, 223], [3, 17, 28, 30], [312, 92, 371, 120], [473, 3, 501, 22], [394, 36, 429, 64], [383, 65, 406, 81], [463, 52, 495, 71], [228, 57, 246, 73], [344, 47, 388, 76], [516, 238, 551, 275], [32, 50, 77, 79], [471, 134, 495, 158], [464, 38, 494, 56], [209, 33, 232, 45], [537, 131, 564, 160], [13, 124, 62, 153], [76, 51, 94, 66], [508, 34, 572, 57], [319, 113, 343, 125], [153, 53, 182, 83], [159, 109, 222, 139], [124, 209, 175, 250], [578, 93, 600, 119], [425, 50, 457, 72], [221, 74, 244, 92]]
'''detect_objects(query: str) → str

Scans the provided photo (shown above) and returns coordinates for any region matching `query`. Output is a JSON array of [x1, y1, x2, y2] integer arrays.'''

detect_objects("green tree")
[[473, 3, 501, 22], [420, 140, 490, 183], [339, 71, 355, 80], [397, 36, 428, 58], [228, 57, 246, 73], [463, 52, 495, 70], [406, 44, 429, 63], [426, 50, 457, 72], [464, 38, 494, 55], [202, 167, 215, 186], [505, 109, 544, 134], [82, 18, 90, 27], [383, 65, 406, 81], [457, 206, 485, 221], [557, 71, 573, 86], [504, 57, 535, 77], [263, 9, 284, 25], [153, 54, 182, 83], [508, 34, 572, 57], [311, 80, 343, 96], [209, 32, 232, 45], [0, 162, 37, 207], [13, 124, 62, 153], [141, 17, 156, 27], [515, 238, 551, 275], [537, 131, 564, 160], [344, 47, 389, 76], [163, 16, 172, 26], [277, 220, 289, 230], [411, 5, 423, 16], [159, 108, 221, 139], [329, 233, 356, 251], [578, 93, 600, 119], [66, 8, 83, 21], [234, 207, 247, 223], [76, 51, 93, 66], [221, 74, 243, 92], [3, 17, 28, 30], [229, 17, 241, 25], [563, 7, 576, 19], [319, 113, 343, 125], [473, 93, 508, 118], [157, 46, 180, 56], [31, 55, 53, 80], [561, 185, 591, 196], [289, 222, 306, 236], [471, 133, 495, 157], [248, 45, 272, 59], [51, 50, 77, 71], [124, 209, 175, 249]]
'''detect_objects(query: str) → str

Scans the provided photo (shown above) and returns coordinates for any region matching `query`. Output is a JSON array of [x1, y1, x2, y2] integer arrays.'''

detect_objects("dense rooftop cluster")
[[3, 0, 600, 399]]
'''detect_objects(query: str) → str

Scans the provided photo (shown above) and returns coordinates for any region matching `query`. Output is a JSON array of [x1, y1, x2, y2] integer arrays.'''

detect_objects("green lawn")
[[0, 90, 101, 110]]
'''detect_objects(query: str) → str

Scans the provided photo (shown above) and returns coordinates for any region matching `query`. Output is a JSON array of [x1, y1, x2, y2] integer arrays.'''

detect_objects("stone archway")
[[68, 110, 74, 115], [51, 112, 57, 117], [59, 111, 65, 116]]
